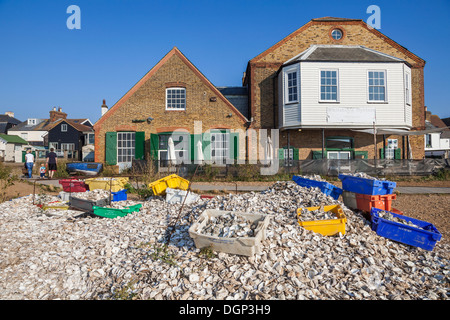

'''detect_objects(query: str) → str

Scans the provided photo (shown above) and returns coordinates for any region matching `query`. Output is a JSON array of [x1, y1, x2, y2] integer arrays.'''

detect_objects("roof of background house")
[[441, 117, 450, 127], [0, 114, 21, 125], [430, 114, 449, 131], [216, 86, 248, 119], [8, 119, 48, 132], [44, 118, 94, 132], [0, 134, 28, 144], [9, 118, 91, 132]]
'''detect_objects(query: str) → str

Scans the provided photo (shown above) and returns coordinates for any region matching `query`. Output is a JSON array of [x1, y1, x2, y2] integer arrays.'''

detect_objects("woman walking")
[[25, 150, 34, 178]]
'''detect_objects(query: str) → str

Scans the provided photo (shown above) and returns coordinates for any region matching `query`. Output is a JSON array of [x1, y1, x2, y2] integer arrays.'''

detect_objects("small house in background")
[[45, 118, 94, 161], [8, 107, 94, 161], [7, 117, 47, 146], [424, 110, 450, 159], [0, 134, 28, 162]]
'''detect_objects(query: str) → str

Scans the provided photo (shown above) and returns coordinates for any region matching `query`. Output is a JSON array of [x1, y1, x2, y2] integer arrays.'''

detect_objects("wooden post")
[[373, 122, 377, 170]]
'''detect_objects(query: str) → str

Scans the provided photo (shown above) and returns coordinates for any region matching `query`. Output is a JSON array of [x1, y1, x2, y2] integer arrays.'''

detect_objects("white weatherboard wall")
[[279, 61, 412, 129]]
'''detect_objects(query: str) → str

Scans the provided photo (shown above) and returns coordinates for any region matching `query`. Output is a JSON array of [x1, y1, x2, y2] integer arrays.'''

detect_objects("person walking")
[[25, 150, 35, 178], [46, 148, 58, 179]]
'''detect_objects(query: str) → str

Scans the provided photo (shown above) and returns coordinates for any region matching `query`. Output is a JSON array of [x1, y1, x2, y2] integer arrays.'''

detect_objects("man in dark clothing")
[[46, 148, 58, 179]]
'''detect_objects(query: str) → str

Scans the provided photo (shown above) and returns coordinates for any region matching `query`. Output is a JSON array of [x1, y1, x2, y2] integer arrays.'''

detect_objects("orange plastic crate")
[[355, 193, 397, 212]]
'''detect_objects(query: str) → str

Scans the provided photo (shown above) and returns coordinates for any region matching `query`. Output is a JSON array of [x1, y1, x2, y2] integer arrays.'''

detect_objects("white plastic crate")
[[165, 188, 199, 204], [188, 209, 271, 257]]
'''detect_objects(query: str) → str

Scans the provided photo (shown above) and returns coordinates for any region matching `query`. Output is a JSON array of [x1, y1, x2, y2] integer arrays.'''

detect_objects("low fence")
[[131, 158, 449, 178]]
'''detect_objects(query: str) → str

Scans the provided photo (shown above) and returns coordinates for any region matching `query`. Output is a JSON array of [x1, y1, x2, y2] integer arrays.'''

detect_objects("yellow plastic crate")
[[85, 177, 129, 192], [297, 204, 347, 236], [148, 174, 190, 196]]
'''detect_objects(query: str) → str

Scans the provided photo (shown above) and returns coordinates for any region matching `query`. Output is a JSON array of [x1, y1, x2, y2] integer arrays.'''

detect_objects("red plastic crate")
[[59, 179, 88, 192], [355, 193, 397, 213]]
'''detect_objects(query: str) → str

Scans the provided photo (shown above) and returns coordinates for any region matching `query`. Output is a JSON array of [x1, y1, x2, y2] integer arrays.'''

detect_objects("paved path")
[[28, 177, 450, 194]]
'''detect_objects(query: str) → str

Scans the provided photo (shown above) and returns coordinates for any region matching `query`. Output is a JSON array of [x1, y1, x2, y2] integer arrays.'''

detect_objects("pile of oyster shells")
[[377, 210, 422, 229], [199, 212, 257, 238], [298, 206, 338, 221], [70, 189, 111, 201], [0, 179, 448, 300]]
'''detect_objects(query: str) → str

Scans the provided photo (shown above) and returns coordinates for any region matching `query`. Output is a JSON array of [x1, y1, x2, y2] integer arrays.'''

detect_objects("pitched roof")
[[0, 134, 28, 144], [430, 114, 449, 131], [44, 118, 93, 132], [0, 115, 21, 125], [94, 47, 248, 129], [9, 118, 92, 132]]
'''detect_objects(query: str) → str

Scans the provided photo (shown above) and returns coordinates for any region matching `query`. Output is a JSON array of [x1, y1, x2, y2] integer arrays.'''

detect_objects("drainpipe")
[[322, 129, 325, 159]]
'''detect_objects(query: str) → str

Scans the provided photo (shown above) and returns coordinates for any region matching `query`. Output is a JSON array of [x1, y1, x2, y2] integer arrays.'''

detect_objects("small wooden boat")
[[66, 162, 103, 176]]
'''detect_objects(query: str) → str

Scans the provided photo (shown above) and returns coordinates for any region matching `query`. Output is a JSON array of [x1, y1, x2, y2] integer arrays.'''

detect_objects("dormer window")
[[27, 119, 36, 125]]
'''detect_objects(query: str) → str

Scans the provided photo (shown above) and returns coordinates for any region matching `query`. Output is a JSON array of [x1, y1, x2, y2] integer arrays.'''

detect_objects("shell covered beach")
[[0, 181, 448, 300]]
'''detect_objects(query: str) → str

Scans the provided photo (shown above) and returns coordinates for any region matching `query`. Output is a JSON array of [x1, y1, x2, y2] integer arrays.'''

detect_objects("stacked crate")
[[338, 174, 401, 215]]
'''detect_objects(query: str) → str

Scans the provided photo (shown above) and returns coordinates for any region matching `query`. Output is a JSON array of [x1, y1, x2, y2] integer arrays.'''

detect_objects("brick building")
[[94, 17, 427, 171], [244, 17, 426, 161], [93, 47, 248, 171]]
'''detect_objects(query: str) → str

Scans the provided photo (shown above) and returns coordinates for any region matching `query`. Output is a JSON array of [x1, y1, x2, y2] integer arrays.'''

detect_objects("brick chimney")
[[424, 106, 431, 122], [101, 99, 108, 116], [49, 107, 67, 122]]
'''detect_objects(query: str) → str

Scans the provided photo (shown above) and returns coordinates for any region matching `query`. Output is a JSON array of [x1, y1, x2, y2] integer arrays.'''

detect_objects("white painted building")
[[278, 45, 412, 130]]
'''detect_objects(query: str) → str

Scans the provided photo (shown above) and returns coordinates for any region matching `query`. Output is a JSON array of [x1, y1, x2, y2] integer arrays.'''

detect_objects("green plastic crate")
[[92, 204, 142, 219]]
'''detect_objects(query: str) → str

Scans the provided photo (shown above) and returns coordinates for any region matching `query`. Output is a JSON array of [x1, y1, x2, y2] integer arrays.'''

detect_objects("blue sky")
[[0, 0, 449, 124]]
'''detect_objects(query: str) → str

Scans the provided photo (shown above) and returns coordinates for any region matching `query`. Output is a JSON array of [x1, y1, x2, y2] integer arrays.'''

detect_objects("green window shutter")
[[105, 132, 117, 165], [202, 132, 211, 161], [134, 132, 145, 160], [293, 148, 299, 160], [394, 148, 402, 160], [312, 151, 323, 159], [230, 132, 239, 160], [190, 134, 201, 162], [379, 148, 385, 159], [150, 133, 159, 160], [278, 149, 284, 160]]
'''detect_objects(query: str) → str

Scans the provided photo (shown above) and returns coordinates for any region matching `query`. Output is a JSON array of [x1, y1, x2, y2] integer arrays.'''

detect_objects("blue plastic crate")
[[292, 176, 343, 200], [338, 174, 396, 195], [370, 207, 442, 251], [112, 189, 127, 202]]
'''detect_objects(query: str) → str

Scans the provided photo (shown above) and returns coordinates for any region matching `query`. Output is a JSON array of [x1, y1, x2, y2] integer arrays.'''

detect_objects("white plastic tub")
[[188, 209, 271, 257], [165, 188, 199, 204]]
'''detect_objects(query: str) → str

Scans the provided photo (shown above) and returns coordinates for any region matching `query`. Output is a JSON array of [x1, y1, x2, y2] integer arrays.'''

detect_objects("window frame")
[[61, 124, 68, 132], [331, 29, 343, 40], [165, 87, 186, 110], [319, 69, 339, 103], [284, 65, 299, 104], [405, 71, 411, 105], [210, 129, 230, 164], [367, 70, 388, 103], [117, 132, 136, 164]]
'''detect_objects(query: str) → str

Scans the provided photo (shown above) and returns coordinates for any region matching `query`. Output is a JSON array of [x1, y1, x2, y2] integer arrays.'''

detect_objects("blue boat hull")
[[66, 162, 103, 176]]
